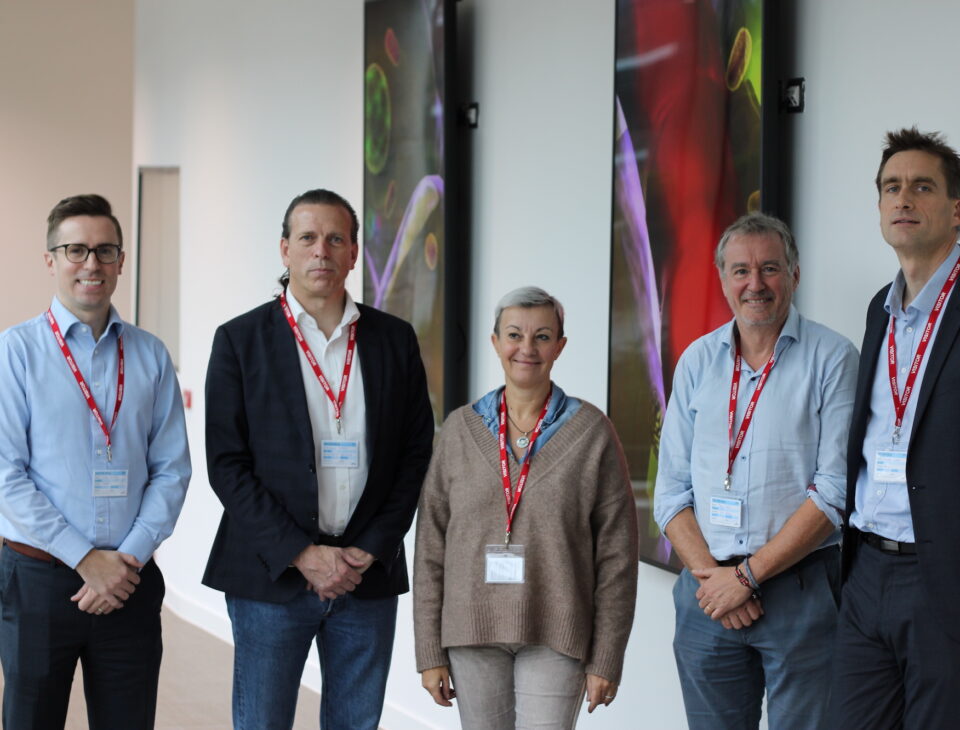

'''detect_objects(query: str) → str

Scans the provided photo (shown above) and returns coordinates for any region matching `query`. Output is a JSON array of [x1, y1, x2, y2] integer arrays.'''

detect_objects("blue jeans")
[[226, 589, 398, 730], [672, 549, 840, 730]]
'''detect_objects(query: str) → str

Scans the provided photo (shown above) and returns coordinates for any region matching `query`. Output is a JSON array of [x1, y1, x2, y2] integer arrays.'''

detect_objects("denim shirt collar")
[[473, 381, 569, 430]]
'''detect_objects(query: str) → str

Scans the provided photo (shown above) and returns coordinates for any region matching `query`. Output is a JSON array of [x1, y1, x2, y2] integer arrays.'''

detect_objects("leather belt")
[[3, 539, 66, 566], [859, 531, 917, 555]]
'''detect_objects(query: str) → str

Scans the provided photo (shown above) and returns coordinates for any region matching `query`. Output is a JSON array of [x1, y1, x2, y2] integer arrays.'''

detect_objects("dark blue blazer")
[[843, 283, 960, 641], [202, 298, 434, 603]]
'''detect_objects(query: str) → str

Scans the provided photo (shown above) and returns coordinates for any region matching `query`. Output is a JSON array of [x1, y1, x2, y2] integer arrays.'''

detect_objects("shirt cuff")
[[805, 486, 843, 529], [117, 525, 158, 566], [49, 528, 96, 570]]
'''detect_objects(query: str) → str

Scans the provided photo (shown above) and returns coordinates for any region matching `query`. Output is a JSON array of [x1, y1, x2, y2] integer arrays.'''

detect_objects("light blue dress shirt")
[[0, 297, 191, 568], [473, 382, 582, 463], [851, 244, 960, 542], [654, 306, 859, 560]]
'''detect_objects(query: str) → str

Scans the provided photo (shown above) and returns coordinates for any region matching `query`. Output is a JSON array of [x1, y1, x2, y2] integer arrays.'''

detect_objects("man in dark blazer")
[[203, 189, 434, 730], [831, 128, 960, 729]]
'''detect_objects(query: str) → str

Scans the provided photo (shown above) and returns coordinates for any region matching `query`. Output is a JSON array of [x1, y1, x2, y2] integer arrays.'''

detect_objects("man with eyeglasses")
[[0, 194, 191, 728]]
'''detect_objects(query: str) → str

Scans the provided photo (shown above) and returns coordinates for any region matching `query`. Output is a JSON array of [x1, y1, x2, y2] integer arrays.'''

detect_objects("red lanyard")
[[46, 309, 124, 462], [280, 292, 357, 434], [498, 388, 551, 546], [887, 258, 960, 444], [725, 340, 777, 490]]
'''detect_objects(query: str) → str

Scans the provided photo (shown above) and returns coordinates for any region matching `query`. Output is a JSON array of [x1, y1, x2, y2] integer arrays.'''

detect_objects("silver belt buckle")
[[879, 537, 899, 553]]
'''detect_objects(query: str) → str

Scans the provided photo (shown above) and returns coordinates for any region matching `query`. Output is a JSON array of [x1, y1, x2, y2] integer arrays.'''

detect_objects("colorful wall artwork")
[[364, 0, 453, 429], [610, 0, 766, 570]]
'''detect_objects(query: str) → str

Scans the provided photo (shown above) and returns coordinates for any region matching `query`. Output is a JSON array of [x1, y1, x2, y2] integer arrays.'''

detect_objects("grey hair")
[[493, 286, 565, 338], [715, 212, 799, 274]]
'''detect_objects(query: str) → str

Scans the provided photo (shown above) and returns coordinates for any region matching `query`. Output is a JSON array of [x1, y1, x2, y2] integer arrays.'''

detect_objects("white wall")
[[0, 0, 134, 329], [783, 0, 960, 343], [131, 1, 960, 729], [133, 0, 365, 704]]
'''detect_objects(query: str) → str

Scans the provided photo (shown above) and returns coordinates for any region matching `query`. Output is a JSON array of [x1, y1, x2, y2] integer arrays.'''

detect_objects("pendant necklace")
[[507, 413, 532, 449]]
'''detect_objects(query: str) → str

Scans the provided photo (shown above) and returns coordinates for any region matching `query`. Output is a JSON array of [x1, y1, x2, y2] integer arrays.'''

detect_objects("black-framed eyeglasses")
[[49, 244, 122, 264]]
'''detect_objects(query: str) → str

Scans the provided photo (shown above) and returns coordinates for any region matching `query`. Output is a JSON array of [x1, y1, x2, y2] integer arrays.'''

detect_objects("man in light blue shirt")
[[654, 212, 858, 729], [830, 128, 960, 729], [0, 194, 191, 729]]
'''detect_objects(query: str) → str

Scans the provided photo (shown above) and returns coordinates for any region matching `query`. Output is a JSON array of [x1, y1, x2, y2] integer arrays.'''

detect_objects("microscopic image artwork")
[[364, 0, 449, 429], [610, 0, 766, 571]]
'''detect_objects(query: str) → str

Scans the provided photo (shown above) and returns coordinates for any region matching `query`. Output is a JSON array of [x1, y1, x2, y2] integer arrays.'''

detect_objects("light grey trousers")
[[448, 643, 586, 730]]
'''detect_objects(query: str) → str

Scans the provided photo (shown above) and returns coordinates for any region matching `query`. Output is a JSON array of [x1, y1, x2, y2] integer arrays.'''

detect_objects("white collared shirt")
[[285, 288, 368, 535]]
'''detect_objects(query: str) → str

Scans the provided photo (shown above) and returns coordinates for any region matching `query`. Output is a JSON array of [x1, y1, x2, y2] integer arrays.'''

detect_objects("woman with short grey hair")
[[414, 286, 638, 729]]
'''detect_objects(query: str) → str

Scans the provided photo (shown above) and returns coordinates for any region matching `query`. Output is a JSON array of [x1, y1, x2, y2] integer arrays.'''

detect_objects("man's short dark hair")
[[876, 127, 960, 199], [46, 194, 123, 249], [279, 189, 359, 289]]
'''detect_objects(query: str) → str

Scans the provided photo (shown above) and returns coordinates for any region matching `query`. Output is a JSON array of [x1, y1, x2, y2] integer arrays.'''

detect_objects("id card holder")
[[93, 468, 128, 497], [485, 544, 525, 584], [874, 450, 907, 483], [320, 440, 359, 468], [709, 495, 742, 528]]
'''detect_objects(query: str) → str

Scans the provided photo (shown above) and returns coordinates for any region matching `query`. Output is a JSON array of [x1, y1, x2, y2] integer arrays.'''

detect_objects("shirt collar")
[[49, 296, 123, 339], [884, 243, 960, 318], [722, 304, 800, 360], [284, 287, 361, 339], [473, 382, 569, 426]]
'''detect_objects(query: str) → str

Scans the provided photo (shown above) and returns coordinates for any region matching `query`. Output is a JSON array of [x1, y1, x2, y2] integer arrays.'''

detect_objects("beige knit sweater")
[[413, 399, 639, 682]]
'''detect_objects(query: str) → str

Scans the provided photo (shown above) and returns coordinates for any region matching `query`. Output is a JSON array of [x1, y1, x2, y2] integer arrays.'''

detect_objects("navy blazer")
[[843, 283, 960, 641], [202, 298, 434, 603]]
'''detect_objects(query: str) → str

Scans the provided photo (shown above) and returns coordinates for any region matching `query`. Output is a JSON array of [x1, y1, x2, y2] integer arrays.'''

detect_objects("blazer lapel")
[[268, 301, 314, 439], [356, 309, 383, 457], [853, 295, 889, 437], [912, 288, 960, 430]]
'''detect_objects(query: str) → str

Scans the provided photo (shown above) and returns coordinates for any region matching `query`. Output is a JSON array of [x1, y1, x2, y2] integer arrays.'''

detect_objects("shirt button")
[[906, 326, 914, 333], [97, 517, 104, 524], [900, 367, 907, 374], [96, 449, 103, 456], [876, 489, 883, 496]]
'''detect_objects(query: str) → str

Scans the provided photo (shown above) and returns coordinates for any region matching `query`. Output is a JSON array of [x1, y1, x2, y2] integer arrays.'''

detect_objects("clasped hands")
[[691, 566, 763, 629], [293, 544, 374, 599], [72, 548, 143, 615]]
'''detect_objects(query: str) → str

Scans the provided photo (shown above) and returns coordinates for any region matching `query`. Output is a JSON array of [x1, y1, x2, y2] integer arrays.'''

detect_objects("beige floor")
[[0, 607, 323, 729]]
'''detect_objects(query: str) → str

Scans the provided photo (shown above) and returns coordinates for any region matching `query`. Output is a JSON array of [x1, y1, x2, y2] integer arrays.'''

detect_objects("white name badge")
[[485, 544, 525, 584], [710, 496, 742, 528], [874, 450, 908, 483], [93, 469, 128, 497], [320, 440, 359, 468]]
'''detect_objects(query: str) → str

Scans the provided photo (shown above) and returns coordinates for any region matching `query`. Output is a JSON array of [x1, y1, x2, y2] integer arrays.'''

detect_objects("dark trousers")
[[0, 546, 164, 730], [829, 541, 960, 730]]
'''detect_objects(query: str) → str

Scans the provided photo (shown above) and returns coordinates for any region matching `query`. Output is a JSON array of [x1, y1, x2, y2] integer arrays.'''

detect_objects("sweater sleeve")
[[413, 413, 455, 672], [585, 414, 639, 683]]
